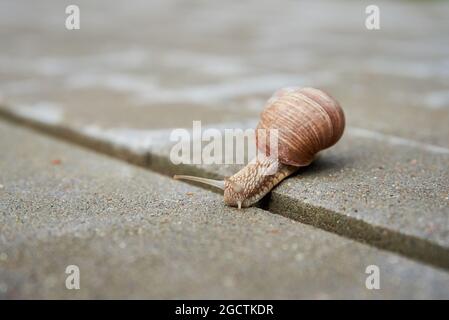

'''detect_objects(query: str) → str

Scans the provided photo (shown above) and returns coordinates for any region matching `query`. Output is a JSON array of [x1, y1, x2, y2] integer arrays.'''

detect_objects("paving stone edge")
[[1, 105, 448, 271]]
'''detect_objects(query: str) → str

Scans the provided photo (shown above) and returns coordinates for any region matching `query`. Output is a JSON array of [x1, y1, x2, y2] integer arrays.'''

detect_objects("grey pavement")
[[0, 0, 448, 298], [1, 121, 449, 299]]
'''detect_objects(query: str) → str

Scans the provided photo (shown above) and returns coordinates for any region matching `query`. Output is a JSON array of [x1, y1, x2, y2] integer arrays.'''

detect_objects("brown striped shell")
[[256, 87, 345, 167]]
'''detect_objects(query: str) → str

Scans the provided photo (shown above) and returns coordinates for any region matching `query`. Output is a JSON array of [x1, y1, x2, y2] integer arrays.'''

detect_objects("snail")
[[174, 87, 345, 209]]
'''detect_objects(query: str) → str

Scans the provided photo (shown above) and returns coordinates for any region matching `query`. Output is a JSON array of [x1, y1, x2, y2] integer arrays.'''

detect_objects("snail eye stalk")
[[173, 175, 225, 190]]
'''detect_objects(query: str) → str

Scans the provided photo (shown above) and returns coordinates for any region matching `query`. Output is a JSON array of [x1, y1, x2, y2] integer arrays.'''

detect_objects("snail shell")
[[174, 86, 345, 209], [256, 87, 345, 167]]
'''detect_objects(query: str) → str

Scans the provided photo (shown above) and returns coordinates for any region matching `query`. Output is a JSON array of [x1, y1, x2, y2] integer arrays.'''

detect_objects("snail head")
[[224, 177, 246, 209], [173, 175, 246, 209]]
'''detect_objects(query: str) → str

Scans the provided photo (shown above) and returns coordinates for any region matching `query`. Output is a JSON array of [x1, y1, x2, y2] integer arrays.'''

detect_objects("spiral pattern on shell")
[[256, 87, 345, 167]]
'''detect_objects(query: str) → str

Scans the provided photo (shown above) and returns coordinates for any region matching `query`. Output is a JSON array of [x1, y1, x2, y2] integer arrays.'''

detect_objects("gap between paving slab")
[[0, 105, 448, 271]]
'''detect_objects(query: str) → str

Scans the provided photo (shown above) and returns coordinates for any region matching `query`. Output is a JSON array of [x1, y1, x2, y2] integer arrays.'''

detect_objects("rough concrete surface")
[[0, 0, 449, 145], [1, 121, 449, 299], [0, 0, 448, 299], [0, 1, 448, 265], [3, 109, 446, 268]]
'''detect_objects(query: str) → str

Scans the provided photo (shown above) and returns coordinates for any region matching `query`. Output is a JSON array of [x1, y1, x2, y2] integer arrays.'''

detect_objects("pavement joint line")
[[1, 105, 448, 271], [267, 193, 449, 272]]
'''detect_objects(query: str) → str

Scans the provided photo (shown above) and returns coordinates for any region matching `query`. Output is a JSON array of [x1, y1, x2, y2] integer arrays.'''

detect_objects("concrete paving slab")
[[1, 121, 449, 299], [0, 0, 448, 283], [269, 132, 449, 268], [0, 0, 449, 145], [2, 106, 448, 269]]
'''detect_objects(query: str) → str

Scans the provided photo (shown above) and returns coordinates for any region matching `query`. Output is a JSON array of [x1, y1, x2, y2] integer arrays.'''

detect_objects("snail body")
[[174, 87, 345, 209]]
